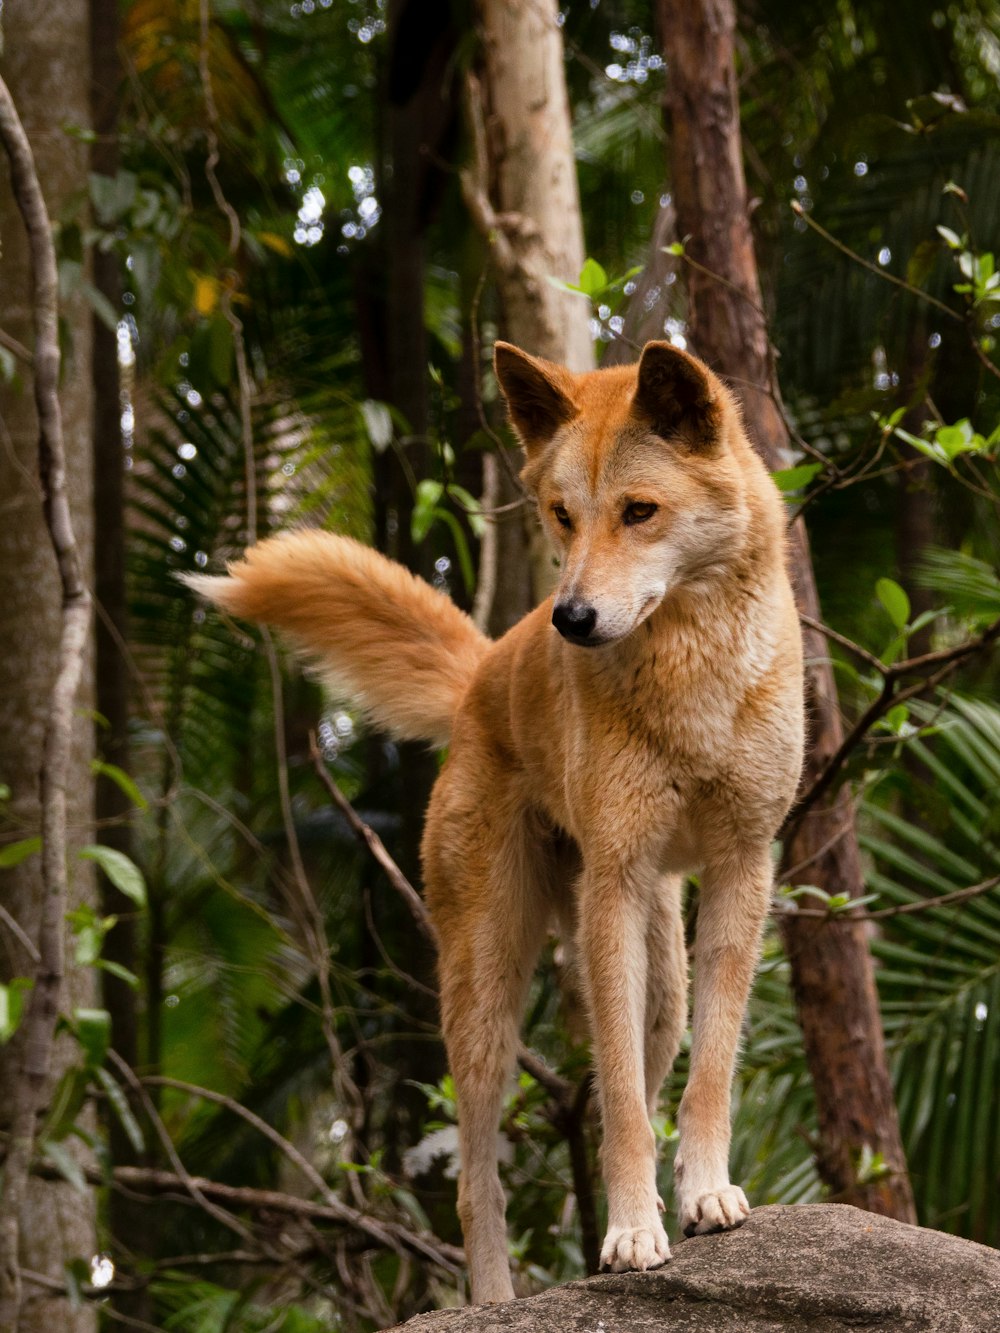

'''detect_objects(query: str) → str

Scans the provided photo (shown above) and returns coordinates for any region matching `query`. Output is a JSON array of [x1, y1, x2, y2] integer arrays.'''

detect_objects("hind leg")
[[644, 875, 688, 1118], [425, 793, 550, 1304]]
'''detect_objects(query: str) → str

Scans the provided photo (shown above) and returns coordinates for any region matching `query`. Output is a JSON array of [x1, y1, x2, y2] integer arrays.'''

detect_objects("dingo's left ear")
[[494, 342, 577, 453], [633, 342, 724, 450]]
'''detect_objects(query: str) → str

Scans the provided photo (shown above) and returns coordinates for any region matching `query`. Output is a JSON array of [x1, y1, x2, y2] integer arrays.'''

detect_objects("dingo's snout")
[[552, 599, 599, 645]]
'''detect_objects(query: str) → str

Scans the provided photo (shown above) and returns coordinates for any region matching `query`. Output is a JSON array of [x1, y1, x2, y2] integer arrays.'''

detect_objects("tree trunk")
[[0, 3, 98, 1328], [468, 0, 595, 616], [656, 0, 916, 1221]]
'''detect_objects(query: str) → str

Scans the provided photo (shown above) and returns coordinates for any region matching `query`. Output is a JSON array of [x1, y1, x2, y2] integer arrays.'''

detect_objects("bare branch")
[[780, 874, 1000, 923], [790, 200, 961, 324], [798, 612, 886, 674], [786, 612, 1000, 835], [31, 1156, 464, 1273], [309, 733, 437, 943]]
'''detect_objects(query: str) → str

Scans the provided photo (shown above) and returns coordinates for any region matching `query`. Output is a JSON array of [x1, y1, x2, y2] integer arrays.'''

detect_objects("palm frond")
[[860, 692, 1000, 1244]]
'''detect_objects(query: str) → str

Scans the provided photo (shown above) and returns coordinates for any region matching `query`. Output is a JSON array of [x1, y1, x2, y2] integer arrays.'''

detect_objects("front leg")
[[576, 863, 671, 1273], [675, 842, 772, 1235]]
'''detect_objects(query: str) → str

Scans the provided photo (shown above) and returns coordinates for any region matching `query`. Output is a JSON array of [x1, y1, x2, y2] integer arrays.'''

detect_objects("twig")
[[786, 613, 1000, 835], [781, 874, 1000, 923], [0, 72, 93, 1332], [673, 246, 768, 321], [31, 1157, 464, 1273], [266, 641, 365, 1137], [108, 1051, 259, 1250], [790, 200, 961, 324], [550, 1071, 599, 1274], [309, 734, 436, 943], [142, 1073, 461, 1269], [143, 1073, 337, 1197], [198, 0, 240, 253], [0, 904, 40, 966], [798, 612, 886, 674], [0, 326, 32, 365]]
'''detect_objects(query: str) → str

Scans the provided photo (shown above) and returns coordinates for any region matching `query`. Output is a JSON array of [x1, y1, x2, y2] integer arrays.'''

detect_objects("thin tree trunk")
[[0, 4, 98, 1327], [657, 0, 916, 1221], [601, 194, 679, 367], [467, 0, 595, 614]]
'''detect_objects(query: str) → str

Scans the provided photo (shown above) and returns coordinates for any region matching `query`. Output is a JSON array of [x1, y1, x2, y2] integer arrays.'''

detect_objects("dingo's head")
[[495, 340, 762, 648]]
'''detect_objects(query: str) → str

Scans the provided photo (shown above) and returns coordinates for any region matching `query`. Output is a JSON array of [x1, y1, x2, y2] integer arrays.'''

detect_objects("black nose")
[[552, 601, 598, 641]]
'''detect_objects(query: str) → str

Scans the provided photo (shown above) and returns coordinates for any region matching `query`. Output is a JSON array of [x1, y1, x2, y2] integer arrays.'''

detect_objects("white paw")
[[599, 1219, 671, 1273], [680, 1184, 750, 1236]]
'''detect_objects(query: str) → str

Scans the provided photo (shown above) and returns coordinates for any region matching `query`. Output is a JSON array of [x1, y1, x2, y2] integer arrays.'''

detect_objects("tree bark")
[[657, 0, 916, 1221], [0, 3, 98, 1328], [468, 0, 595, 617]]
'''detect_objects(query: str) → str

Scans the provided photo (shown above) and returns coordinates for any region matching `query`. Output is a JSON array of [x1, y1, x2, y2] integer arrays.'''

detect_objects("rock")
[[388, 1204, 1000, 1332]]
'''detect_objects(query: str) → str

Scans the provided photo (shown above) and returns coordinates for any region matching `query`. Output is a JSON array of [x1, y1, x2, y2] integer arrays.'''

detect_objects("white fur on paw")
[[599, 1221, 671, 1273], [681, 1185, 750, 1236]]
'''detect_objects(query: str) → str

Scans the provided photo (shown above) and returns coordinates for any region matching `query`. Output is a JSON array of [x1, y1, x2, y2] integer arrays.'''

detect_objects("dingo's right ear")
[[494, 342, 577, 452]]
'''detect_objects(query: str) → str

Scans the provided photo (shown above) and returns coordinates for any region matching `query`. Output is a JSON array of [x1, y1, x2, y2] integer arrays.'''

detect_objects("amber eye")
[[623, 501, 658, 526], [553, 505, 572, 529]]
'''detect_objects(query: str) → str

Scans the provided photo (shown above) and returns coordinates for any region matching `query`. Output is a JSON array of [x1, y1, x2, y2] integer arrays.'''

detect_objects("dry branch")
[[0, 73, 93, 1330], [32, 1158, 463, 1273], [786, 611, 1000, 836]]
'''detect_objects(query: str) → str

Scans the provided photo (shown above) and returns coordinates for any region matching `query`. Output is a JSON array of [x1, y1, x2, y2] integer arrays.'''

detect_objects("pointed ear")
[[494, 342, 576, 451], [632, 342, 724, 450]]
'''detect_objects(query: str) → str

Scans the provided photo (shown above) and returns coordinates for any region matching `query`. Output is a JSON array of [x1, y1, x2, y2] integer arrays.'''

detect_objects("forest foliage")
[[2, 0, 1000, 1328]]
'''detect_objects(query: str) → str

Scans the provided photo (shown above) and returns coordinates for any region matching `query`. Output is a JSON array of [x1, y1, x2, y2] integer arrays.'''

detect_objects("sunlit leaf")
[[79, 845, 147, 907], [0, 837, 41, 868], [876, 577, 910, 630], [771, 462, 823, 493]]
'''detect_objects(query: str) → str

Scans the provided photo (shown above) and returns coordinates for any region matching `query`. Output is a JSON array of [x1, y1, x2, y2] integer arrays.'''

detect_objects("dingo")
[[187, 341, 804, 1304]]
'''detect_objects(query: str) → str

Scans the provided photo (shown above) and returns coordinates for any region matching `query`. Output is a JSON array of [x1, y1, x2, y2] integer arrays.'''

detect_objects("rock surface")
[[389, 1204, 1000, 1332]]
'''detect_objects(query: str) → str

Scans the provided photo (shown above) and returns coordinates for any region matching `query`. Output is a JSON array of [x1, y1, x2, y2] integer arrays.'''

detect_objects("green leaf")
[[936, 225, 963, 249], [446, 484, 487, 538], [74, 922, 106, 968], [782, 884, 830, 904], [0, 978, 33, 1043], [97, 958, 140, 989], [544, 274, 588, 298], [0, 836, 41, 868], [935, 420, 977, 459], [90, 760, 148, 812], [73, 1007, 112, 1069], [892, 425, 950, 466], [411, 479, 444, 543], [88, 169, 138, 226], [577, 257, 608, 297], [78, 845, 147, 907], [360, 399, 393, 453], [771, 462, 823, 493], [885, 704, 911, 734], [40, 1140, 88, 1195], [42, 1065, 90, 1141], [94, 1066, 145, 1154], [876, 578, 911, 630]]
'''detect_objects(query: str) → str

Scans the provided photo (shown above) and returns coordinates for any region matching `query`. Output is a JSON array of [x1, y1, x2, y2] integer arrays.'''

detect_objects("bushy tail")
[[183, 531, 490, 747]]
